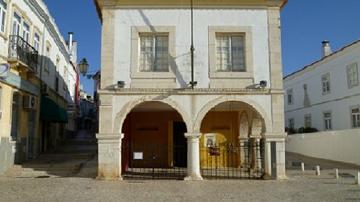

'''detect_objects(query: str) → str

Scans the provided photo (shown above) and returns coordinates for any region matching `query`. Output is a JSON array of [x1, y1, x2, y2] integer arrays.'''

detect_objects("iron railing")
[[121, 140, 265, 180], [8, 35, 38, 73], [200, 141, 265, 179]]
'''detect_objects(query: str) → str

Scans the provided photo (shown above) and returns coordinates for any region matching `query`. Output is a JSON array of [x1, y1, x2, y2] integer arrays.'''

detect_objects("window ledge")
[[209, 71, 253, 79], [131, 71, 175, 79]]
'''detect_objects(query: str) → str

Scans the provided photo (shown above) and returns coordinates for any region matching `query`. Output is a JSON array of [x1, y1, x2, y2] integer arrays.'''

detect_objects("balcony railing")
[[8, 35, 39, 73]]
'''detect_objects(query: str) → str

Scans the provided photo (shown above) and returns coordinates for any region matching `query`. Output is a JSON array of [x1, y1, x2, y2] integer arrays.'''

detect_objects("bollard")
[[315, 165, 320, 176], [335, 169, 339, 179], [301, 162, 305, 172], [356, 172, 360, 185]]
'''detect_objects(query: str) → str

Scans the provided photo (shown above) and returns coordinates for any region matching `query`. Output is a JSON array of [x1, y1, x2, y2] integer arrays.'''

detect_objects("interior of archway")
[[200, 101, 265, 169], [121, 101, 187, 170]]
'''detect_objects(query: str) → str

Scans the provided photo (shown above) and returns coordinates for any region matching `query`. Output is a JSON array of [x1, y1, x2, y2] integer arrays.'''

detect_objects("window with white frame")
[[63, 67, 68, 90], [351, 107, 360, 128], [22, 21, 30, 42], [34, 33, 40, 51], [12, 12, 21, 36], [287, 89, 293, 105], [139, 34, 169, 72], [288, 118, 295, 129], [44, 43, 51, 72], [304, 114, 312, 128], [347, 63, 359, 88], [321, 73, 331, 94], [216, 34, 245, 72], [323, 112, 332, 130], [0, 0, 7, 33]]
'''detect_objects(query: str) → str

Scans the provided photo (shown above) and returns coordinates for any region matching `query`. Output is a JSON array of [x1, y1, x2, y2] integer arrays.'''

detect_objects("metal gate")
[[121, 140, 264, 180], [122, 143, 187, 180], [201, 140, 265, 179]]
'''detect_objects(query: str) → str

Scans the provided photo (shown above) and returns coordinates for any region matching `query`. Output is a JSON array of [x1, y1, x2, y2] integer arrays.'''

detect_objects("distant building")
[[0, 0, 79, 174], [284, 40, 360, 133], [94, 0, 287, 180]]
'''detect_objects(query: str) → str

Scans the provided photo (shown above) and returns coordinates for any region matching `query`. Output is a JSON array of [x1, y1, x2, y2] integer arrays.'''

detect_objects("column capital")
[[184, 133, 202, 139]]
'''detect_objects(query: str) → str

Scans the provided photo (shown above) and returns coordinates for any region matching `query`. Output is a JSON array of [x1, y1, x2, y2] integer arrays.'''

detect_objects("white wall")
[[286, 129, 360, 166], [284, 43, 360, 131], [0, 0, 76, 104], [113, 9, 270, 88]]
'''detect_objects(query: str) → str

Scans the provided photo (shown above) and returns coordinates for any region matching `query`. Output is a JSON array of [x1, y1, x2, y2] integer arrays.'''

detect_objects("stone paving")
[[1, 134, 360, 202]]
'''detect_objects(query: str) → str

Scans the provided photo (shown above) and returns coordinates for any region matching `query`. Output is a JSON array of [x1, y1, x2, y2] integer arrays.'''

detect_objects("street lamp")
[[78, 58, 89, 76]]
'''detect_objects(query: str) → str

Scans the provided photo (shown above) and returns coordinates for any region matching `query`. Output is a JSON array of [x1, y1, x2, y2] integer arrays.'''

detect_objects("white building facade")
[[0, 0, 78, 174], [95, 0, 287, 180], [284, 40, 360, 132]]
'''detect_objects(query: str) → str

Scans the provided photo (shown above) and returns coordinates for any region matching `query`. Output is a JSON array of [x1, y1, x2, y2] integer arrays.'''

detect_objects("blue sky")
[[44, 0, 360, 93]]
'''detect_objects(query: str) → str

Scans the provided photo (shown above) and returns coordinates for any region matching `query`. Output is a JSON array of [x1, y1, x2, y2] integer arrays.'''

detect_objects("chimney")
[[322, 40, 332, 57], [68, 32, 73, 51]]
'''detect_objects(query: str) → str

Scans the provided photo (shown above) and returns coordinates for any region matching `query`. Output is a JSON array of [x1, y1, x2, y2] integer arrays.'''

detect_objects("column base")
[[96, 133, 124, 181], [184, 175, 203, 181]]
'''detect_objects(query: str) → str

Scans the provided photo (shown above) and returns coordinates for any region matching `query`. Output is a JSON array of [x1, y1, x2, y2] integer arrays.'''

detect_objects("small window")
[[34, 33, 40, 51], [22, 21, 30, 42], [0, 0, 7, 33], [351, 107, 360, 128], [347, 63, 359, 88], [44, 43, 51, 73], [139, 34, 169, 72], [287, 89, 293, 105], [304, 114, 312, 128], [216, 34, 245, 72], [12, 12, 21, 36], [321, 73, 331, 94], [288, 118, 295, 129], [323, 112, 332, 130]]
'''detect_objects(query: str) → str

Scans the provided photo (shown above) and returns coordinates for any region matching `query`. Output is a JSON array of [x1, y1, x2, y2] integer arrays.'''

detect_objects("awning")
[[40, 96, 68, 123]]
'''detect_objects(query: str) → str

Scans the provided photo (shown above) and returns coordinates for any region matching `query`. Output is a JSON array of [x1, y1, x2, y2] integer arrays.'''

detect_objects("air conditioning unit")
[[41, 84, 49, 96], [23, 95, 37, 110]]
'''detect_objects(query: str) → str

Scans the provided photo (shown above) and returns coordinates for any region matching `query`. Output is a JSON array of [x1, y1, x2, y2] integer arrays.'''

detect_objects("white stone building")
[[0, 0, 79, 173], [284, 40, 360, 132], [94, 0, 287, 180]]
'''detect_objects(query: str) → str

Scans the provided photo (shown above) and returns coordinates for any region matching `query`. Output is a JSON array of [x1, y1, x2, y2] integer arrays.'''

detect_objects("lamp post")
[[189, 0, 197, 89], [78, 58, 89, 76]]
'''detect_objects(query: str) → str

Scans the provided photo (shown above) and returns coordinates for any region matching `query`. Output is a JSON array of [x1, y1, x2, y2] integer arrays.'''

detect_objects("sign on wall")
[[0, 63, 10, 79], [133, 152, 143, 160]]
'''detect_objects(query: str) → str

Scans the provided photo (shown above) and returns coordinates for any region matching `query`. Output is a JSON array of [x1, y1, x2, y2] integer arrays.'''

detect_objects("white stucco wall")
[[0, 0, 77, 104], [286, 129, 360, 166], [284, 43, 360, 131], [112, 9, 270, 88]]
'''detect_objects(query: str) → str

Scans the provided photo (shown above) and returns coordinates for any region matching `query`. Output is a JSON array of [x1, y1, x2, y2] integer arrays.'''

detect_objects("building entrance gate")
[[121, 139, 264, 180], [201, 139, 265, 179]]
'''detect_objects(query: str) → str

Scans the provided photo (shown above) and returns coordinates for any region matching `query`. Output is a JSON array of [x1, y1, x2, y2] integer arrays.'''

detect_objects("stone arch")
[[113, 96, 192, 134], [194, 95, 271, 134]]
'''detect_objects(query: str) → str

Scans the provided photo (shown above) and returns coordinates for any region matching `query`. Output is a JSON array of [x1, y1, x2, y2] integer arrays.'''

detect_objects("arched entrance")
[[121, 101, 188, 179], [198, 101, 266, 179]]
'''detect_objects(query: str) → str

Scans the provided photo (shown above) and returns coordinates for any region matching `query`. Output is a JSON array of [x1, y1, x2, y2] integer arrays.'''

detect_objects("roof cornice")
[[94, 0, 287, 22]]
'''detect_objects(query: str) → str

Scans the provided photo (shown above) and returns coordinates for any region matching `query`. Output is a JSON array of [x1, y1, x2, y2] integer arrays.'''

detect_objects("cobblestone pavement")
[[1, 140, 360, 202]]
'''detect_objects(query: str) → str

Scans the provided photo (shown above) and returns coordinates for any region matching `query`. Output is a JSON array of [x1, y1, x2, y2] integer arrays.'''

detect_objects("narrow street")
[[4, 130, 97, 179]]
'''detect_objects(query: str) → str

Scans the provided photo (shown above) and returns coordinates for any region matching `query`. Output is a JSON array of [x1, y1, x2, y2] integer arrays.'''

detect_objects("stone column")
[[275, 140, 286, 179], [239, 137, 248, 167], [256, 138, 262, 170], [264, 140, 272, 179], [96, 133, 124, 180], [184, 133, 203, 181]]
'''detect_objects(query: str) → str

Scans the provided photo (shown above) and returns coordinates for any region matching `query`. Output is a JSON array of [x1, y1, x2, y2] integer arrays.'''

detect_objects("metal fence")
[[122, 140, 264, 180], [201, 140, 265, 179]]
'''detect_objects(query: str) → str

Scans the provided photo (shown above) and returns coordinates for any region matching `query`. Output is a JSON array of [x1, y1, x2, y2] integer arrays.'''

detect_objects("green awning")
[[40, 96, 68, 123]]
